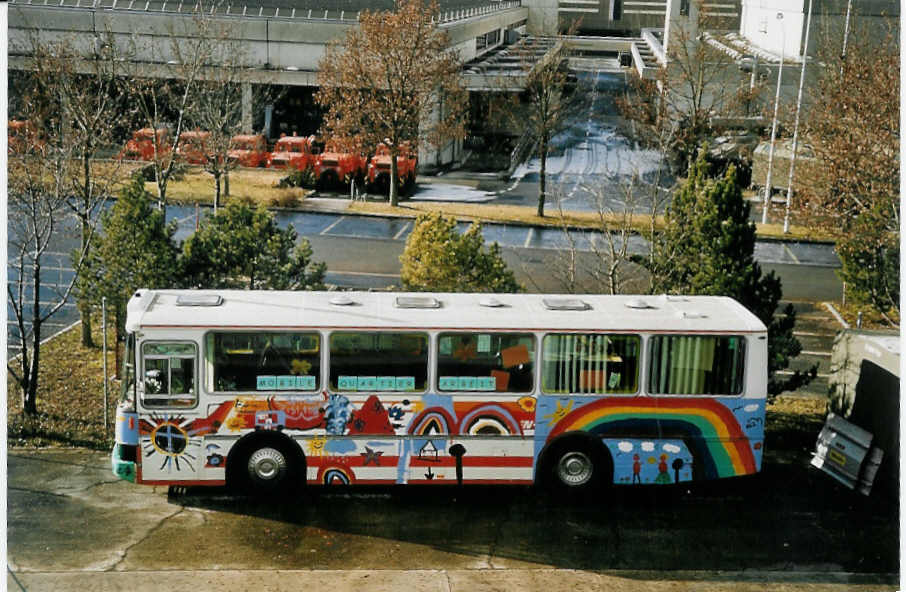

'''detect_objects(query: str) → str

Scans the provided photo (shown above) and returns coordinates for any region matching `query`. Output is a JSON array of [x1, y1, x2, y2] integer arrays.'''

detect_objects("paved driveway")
[[7, 449, 898, 591]]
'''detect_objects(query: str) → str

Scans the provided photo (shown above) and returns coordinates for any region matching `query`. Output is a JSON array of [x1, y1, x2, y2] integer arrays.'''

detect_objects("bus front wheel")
[[235, 441, 300, 496]]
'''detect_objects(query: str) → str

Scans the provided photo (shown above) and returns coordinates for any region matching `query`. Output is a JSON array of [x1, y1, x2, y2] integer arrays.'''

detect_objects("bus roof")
[[126, 290, 767, 334]]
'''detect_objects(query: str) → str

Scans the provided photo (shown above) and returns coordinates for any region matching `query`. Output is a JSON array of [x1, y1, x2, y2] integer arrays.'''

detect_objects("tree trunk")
[[214, 173, 221, 212], [79, 184, 94, 347], [389, 152, 400, 207], [537, 137, 547, 218]]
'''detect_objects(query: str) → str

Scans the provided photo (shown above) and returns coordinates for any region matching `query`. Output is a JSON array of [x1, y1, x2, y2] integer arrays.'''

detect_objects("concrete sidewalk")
[[8, 568, 898, 592]]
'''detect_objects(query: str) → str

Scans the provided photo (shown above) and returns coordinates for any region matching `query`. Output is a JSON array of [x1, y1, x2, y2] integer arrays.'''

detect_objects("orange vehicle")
[[119, 128, 170, 161], [228, 134, 269, 168], [176, 130, 211, 165], [267, 133, 318, 170], [367, 142, 418, 196], [314, 143, 366, 191], [8, 120, 44, 156]]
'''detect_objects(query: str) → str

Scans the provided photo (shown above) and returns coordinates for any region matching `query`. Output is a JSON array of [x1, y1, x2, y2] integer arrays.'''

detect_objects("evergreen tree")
[[181, 202, 326, 290], [400, 212, 521, 293], [80, 177, 181, 372], [649, 151, 815, 398]]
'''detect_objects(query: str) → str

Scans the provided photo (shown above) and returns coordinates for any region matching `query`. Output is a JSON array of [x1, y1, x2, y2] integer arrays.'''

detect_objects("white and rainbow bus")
[[112, 290, 767, 493]]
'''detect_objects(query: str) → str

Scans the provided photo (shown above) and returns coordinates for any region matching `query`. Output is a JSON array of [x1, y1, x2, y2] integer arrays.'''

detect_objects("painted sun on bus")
[[112, 290, 767, 494]]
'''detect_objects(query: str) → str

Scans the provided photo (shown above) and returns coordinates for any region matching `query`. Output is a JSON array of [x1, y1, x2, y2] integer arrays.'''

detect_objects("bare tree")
[[10, 31, 128, 347], [124, 3, 221, 211], [801, 20, 899, 323], [7, 74, 101, 414], [316, 0, 467, 206], [622, 1, 738, 171]]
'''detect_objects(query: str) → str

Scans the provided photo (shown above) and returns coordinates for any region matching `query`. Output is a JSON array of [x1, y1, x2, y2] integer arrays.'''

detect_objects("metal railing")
[[10, 0, 522, 24]]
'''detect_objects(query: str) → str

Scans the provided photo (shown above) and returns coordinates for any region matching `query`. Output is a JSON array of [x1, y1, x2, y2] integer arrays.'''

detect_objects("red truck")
[[228, 134, 269, 168], [267, 133, 318, 170], [119, 128, 170, 161], [314, 143, 366, 191], [367, 142, 417, 196], [175, 130, 211, 165]]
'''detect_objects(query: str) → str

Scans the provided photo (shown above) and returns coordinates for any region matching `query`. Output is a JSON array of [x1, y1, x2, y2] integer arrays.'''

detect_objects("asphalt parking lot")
[[7, 447, 898, 591], [168, 205, 841, 266], [7, 204, 841, 356]]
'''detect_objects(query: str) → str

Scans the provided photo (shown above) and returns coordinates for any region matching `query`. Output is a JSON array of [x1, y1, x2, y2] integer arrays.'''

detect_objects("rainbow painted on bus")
[[112, 290, 767, 493]]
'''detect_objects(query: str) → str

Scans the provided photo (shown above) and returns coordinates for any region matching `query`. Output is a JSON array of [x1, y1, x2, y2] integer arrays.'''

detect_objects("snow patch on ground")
[[412, 183, 497, 202]]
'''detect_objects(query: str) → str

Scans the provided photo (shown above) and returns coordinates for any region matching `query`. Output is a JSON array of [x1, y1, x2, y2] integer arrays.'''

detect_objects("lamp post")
[[761, 12, 785, 225], [782, 0, 813, 234]]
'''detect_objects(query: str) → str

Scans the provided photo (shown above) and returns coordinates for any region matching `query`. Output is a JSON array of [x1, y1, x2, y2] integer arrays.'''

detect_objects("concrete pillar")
[[664, 0, 699, 57], [521, 0, 558, 35], [241, 81, 253, 133], [263, 104, 274, 140]]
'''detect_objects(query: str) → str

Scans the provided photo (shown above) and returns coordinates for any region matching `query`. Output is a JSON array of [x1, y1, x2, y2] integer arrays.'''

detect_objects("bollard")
[[102, 297, 108, 431]]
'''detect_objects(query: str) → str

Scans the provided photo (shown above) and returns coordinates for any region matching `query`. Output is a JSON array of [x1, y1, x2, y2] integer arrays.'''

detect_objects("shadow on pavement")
[[168, 456, 898, 579]]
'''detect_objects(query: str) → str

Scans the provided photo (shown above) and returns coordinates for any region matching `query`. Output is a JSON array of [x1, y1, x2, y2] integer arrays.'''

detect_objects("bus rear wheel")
[[545, 439, 611, 495]]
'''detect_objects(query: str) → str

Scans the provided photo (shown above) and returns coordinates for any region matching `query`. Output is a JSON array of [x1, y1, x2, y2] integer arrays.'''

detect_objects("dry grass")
[[349, 200, 830, 241], [8, 322, 119, 450], [764, 395, 827, 465], [143, 167, 310, 206], [831, 300, 900, 331], [349, 200, 645, 230]]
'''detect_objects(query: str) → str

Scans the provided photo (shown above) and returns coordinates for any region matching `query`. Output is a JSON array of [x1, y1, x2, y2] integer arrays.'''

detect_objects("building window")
[[611, 0, 622, 20]]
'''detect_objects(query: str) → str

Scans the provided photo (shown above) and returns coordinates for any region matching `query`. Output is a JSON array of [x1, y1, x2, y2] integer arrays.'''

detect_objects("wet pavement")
[[7, 448, 899, 591]]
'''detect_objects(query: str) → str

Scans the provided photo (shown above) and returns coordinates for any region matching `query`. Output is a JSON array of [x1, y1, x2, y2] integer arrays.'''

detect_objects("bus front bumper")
[[111, 444, 137, 483]]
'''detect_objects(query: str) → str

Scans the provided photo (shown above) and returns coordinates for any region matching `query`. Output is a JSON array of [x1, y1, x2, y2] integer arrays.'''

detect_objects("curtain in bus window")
[[542, 334, 639, 394], [649, 335, 745, 395], [437, 333, 534, 392]]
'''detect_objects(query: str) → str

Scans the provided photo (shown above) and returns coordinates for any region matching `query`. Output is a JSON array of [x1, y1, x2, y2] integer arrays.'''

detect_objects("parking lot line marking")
[[783, 243, 801, 264], [800, 350, 832, 357], [327, 270, 401, 278], [523, 228, 535, 248], [393, 221, 411, 240], [320, 216, 345, 235]]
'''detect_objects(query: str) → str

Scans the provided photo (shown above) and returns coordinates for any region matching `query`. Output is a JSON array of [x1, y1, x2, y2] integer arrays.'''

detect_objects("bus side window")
[[648, 335, 746, 395], [141, 342, 197, 408], [329, 331, 428, 392], [541, 334, 639, 394]]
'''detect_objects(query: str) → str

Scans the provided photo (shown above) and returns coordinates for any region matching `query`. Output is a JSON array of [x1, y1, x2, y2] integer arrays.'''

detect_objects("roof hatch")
[[175, 294, 223, 307], [542, 298, 590, 311], [395, 296, 441, 309]]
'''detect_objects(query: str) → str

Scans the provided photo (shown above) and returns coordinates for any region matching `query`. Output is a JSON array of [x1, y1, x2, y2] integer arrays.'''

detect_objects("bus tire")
[[542, 436, 611, 495], [230, 436, 303, 496]]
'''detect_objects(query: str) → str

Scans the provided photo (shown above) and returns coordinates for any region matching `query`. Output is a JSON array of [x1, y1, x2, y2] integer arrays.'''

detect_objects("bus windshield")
[[121, 333, 136, 404]]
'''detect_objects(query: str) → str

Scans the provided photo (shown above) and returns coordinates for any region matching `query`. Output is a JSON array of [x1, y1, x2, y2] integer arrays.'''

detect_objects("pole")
[[841, 0, 853, 72], [782, 0, 813, 234], [102, 297, 108, 431], [761, 13, 785, 225]]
